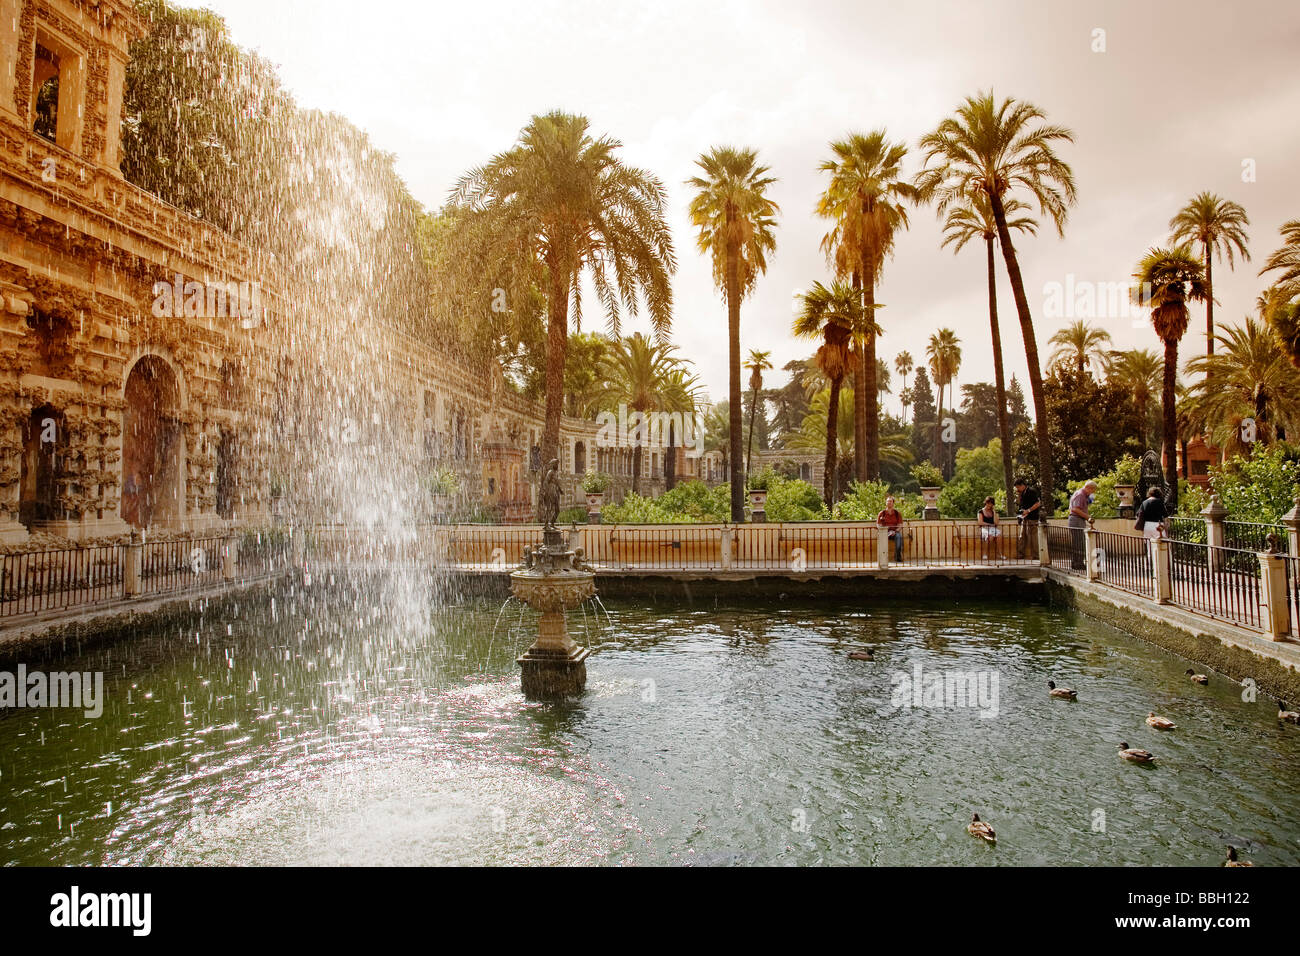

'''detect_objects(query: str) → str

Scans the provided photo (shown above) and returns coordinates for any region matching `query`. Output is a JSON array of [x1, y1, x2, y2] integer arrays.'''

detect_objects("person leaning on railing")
[[1068, 480, 1098, 571], [1014, 477, 1040, 559], [1135, 486, 1167, 540], [876, 495, 905, 562]]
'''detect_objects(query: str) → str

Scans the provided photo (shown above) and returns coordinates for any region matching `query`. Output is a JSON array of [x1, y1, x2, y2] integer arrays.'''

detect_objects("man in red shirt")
[[877, 495, 905, 562]]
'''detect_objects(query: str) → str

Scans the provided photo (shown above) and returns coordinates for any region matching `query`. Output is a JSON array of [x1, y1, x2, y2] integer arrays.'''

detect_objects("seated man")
[[876, 495, 905, 562]]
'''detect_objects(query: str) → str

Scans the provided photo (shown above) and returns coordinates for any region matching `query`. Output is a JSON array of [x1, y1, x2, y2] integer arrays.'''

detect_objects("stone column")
[[222, 534, 239, 581], [877, 525, 889, 568], [123, 531, 142, 596], [1258, 552, 1291, 640], [1201, 493, 1227, 572], [1037, 522, 1049, 567], [1151, 537, 1173, 604], [1283, 497, 1300, 558], [1085, 526, 1102, 581], [720, 526, 733, 570]]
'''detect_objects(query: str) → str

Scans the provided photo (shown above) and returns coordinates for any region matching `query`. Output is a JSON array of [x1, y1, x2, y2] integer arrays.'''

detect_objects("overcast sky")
[[199, 0, 1300, 412]]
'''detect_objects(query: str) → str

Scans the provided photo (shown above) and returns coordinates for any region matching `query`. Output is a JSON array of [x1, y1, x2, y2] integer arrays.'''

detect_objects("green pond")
[[1, 584, 1297, 866]]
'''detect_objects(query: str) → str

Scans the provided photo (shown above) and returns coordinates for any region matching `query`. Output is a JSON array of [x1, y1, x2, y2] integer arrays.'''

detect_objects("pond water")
[[1, 585, 1297, 866]]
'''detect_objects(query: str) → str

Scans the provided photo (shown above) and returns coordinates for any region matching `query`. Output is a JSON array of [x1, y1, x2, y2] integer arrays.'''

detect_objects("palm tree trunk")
[[863, 276, 879, 480], [666, 419, 677, 491], [540, 261, 569, 521], [932, 379, 943, 464], [746, 382, 759, 483], [633, 441, 642, 495], [987, 235, 1015, 515], [1204, 242, 1214, 359], [989, 191, 1054, 507], [726, 234, 744, 522], [1161, 337, 1179, 512], [851, 272, 867, 483], [825, 375, 842, 504]]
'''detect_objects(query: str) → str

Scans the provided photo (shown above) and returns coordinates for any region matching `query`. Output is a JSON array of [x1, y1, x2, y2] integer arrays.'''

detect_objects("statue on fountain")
[[538, 458, 562, 530], [512, 455, 595, 699]]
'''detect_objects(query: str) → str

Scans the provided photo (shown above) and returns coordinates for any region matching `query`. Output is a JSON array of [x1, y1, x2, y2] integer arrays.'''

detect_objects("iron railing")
[[1092, 530, 1155, 598], [1168, 540, 1262, 631], [0, 545, 123, 619], [1046, 524, 1085, 575]]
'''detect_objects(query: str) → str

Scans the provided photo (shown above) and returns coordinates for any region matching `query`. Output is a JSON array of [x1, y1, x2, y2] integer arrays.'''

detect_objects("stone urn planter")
[[585, 491, 604, 524], [1115, 484, 1136, 519], [921, 486, 941, 521], [747, 488, 769, 523]]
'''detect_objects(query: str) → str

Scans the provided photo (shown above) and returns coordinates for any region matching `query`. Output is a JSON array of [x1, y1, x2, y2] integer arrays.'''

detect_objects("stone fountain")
[[512, 459, 595, 699]]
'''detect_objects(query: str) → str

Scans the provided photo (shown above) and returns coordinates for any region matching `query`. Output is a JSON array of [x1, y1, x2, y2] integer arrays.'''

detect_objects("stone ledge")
[[1045, 570, 1300, 700]]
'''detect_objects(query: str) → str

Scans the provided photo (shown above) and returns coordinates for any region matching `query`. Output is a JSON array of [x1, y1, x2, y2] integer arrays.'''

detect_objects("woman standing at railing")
[[1135, 487, 1167, 540]]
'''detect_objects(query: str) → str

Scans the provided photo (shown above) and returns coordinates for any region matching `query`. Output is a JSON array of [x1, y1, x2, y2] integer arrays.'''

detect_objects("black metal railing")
[[1168, 540, 1262, 630], [0, 545, 124, 619], [1092, 530, 1154, 598]]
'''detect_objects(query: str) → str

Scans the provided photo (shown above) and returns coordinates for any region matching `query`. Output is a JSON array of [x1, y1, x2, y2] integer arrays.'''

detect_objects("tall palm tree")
[[939, 190, 1036, 512], [686, 147, 779, 520], [788, 387, 914, 474], [451, 112, 675, 519], [816, 130, 916, 481], [660, 365, 705, 491], [917, 91, 1077, 507], [1259, 220, 1300, 368], [1169, 192, 1250, 359], [1047, 319, 1112, 375], [744, 348, 773, 481], [591, 332, 690, 494], [875, 358, 891, 407], [794, 280, 881, 504], [894, 351, 914, 418], [1105, 348, 1163, 449], [1185, 316, 1300, 450], [1133, 245, 1207, 510], [926, 328, 962, 468]]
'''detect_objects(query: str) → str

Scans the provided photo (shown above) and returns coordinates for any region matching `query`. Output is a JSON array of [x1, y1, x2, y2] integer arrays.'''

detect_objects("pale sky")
[[198, 0, 1300, 412]]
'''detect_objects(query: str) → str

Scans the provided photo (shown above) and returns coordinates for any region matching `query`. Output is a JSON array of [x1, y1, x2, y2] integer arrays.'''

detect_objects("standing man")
[[877, 495, 905, 563], [1068, 480, 1098, 571], [1014, 477, 1041, 559]]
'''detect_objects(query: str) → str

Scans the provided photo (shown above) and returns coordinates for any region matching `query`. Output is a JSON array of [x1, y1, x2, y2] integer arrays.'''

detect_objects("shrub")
[[833, 480, 921, 521], [938, 440, 1006, 517], [763, 475, 827, 522], [581, 471, 612, 494], [910, 463, 943, 487], [1193, 444, 1300, 523], [556, 505, 588, 524]]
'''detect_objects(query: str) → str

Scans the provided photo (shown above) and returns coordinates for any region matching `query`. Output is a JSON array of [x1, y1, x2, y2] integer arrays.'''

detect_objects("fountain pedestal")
[[511, 528, 596, 700]]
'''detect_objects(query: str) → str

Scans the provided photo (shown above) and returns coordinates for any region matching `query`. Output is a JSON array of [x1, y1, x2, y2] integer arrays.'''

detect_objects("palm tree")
[[816, 130, 916, 481], [660, 365, 705, 491], [591, 332, 690, 494], [686, 147, 779, 520], [939, 190, 1037, 512], [1133, 245, 1208, 510], [1047, 319, 1112, 375], [1105, 348, 1163, 449], [876, 358, 891, 408], [926, 328, 962, 468], [788, 387, 914, 476], [1185, 316, 1300, 450], [1169, 192, 1250, 359], [744, 348, 773, 481], [794, 280, 881, 504], [451, 112, 675, 519], [1259, 220, 1300, 368], [917, 91, 1077, 507], [894, 351, 914, 418]]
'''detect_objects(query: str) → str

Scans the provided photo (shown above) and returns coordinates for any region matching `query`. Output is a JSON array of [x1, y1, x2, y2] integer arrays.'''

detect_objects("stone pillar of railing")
[[1201, 493, 1227, 573], [1283, 496, 1300, 557], [1258, 550, 1291, 640], [124, 530, 142, 597], [877, 525, 889, 568], [1037, 522, 1050, 567], [720, 526, 733, 570], [222, 534, 239, 581], [1151, 537, 1173, 604], [1085, 526, 1101, 581], [292, 528, 306, 568]]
